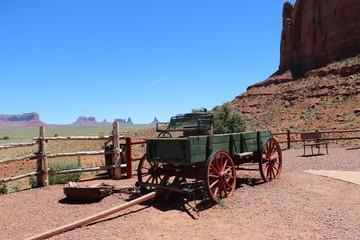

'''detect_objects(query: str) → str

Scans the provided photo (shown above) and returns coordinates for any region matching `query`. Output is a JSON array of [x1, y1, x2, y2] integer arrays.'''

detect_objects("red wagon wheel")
[[205, 151, 237, 203], [137, 153, 165, 192], [259, 138, 282, 182]]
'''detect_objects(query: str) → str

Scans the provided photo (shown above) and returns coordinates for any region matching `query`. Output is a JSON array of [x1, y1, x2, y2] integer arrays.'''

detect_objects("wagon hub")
[[219, 171, 230, 182], [269, 156, 278, 164]]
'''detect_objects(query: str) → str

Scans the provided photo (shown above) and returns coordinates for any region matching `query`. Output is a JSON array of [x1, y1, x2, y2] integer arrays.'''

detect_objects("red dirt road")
[[1, 148, 359, 240]]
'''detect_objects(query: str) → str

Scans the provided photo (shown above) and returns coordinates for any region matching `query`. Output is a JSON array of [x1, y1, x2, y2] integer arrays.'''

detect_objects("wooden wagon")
[[136, 112, 282, 203]]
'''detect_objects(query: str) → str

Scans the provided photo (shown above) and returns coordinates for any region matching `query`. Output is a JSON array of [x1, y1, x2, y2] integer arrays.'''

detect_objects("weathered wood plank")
[[48, 165, 122, 175], [47, 150, 111, 158], [32, 136, 124, 141], [0, 141, 37, 150], [0, 153, 39, 164], [25, 191, 159, 240], [113, 122, 122, 179], [0, 171, 40, 184]]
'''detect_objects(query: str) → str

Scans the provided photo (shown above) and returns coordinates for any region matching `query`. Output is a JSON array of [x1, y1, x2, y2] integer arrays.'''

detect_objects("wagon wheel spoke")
[[214, 157, 221, 173], [267, 167, 275, 180], [221, 158, 229, 171], [272, 164, 280, 175], [210, 163, 220, 175], [224, 179, 233, 189], [209, 174, 219, 178], [262, 162, 270, 171], [209, 179, 219, 189], [224, 166, 233, 173], [213, 185, 220, 197]]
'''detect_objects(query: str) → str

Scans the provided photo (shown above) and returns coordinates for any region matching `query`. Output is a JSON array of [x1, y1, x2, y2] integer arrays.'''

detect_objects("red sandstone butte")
[[279, 0, 360, 73]]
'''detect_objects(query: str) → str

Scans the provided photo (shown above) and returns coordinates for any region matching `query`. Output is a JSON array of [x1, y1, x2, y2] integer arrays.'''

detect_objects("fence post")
[[287, 129, 291, 149], [112, 122, 122, 179], [37, 126, 48, 187], [125, 137, 132, 179]]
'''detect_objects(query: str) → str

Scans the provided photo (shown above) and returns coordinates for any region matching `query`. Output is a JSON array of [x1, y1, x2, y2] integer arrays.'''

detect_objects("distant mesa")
[[114, 117, 133, 124], [76, 116, 96, 122], [0, 112, 45, 128], [0, 112, 40, 122], [72, 116, 111, 125], [150, 117, 160, 124]]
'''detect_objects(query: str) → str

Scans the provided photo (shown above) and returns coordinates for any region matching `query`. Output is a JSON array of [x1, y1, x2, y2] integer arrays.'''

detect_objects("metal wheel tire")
[[137, 153, 164, 192], [157, 132, 172, 138], [205, 151, 237, 203], [259, 138, 283, 182]]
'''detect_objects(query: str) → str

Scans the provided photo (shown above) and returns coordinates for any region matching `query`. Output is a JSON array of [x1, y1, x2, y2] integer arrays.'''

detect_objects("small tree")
[[212, 103, 247, 134]]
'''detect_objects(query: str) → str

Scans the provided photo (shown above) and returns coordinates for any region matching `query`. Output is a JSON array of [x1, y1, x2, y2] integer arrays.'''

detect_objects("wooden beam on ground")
[[25, 191, 160, 240]]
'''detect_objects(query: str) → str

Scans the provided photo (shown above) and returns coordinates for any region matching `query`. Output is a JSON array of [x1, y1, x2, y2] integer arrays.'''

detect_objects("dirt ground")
[[1, 147, 359, 240]]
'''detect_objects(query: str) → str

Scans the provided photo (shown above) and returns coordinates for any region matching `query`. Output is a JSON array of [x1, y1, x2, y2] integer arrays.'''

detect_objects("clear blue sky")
[[0, 0, 296, 124]]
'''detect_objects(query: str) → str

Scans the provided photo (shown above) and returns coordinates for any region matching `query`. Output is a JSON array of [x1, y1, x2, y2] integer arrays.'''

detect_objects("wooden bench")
[[301, 132, 329, 156]]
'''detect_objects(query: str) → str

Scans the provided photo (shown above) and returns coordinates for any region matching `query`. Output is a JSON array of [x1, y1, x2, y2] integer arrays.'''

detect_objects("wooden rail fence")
[[1, 126, 359, 188], [0, 122, 145, 187], [273, 129, 360, 149]]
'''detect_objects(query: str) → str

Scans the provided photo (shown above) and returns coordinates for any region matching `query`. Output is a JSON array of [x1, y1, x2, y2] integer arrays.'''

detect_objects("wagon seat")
[[177, 112, 213, 137]]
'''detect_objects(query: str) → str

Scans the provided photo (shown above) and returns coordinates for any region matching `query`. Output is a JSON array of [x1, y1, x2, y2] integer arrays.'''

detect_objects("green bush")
[[48, 159, 82, 185], [212, 103, 247, 134], [2, 136, 10, 140], [0, 184, 7, 194], [30, 158, 82, 187]]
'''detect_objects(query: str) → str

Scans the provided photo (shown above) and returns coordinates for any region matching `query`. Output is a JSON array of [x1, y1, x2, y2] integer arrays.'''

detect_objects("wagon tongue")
[[136, 181, 195, 194]]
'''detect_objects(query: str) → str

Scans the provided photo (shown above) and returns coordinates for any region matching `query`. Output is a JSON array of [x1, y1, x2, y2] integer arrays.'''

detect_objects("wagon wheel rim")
[[137, 154, 164, 192], [259, 138, 282, 182], [157, 132, 172, 138], [205, 151, 236, 203]]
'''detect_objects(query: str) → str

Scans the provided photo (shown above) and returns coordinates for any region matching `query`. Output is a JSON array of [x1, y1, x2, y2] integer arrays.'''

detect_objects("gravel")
[[1, 147, 359, 240]]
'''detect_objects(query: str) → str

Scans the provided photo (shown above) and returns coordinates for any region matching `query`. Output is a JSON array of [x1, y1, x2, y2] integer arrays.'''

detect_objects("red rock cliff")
[[279, 0, 360, 73]]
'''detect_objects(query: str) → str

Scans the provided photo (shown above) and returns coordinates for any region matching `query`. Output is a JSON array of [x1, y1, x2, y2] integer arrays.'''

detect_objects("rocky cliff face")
[[231, 56, 360, 132], [279, 0, 360, 73], [0, 113, 40, 122], [229, 0, 360, 132]]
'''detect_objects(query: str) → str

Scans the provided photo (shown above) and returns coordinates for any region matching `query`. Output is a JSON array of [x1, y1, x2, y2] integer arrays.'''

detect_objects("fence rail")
[[1, 126, 359, 188], [0, 122, 145, 186], [273, 129, 360, 149]]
